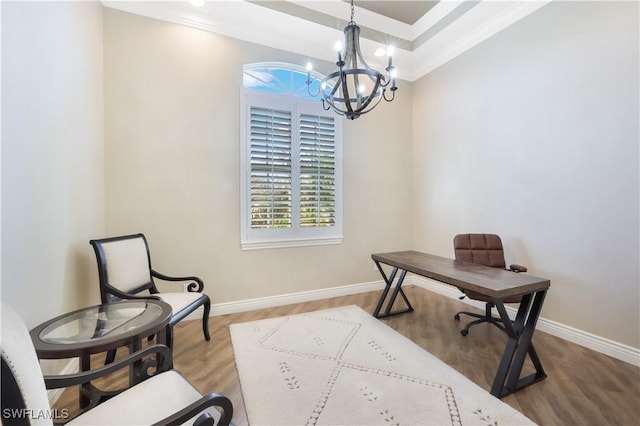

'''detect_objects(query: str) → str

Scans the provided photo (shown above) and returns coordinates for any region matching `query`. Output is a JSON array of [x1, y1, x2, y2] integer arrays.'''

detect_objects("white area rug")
[[230, 305, 536, 426]]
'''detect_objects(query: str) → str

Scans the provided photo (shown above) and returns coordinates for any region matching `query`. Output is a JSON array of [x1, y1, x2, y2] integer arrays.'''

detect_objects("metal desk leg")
[[372, 261, 414, 318], [373, 265, 398, 317], [491, 290, 548, 397]]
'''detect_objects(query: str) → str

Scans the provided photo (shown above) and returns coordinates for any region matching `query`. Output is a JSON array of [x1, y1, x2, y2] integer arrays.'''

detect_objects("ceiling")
[[101, 0, 550, 82], [353, 1, 439, 25]]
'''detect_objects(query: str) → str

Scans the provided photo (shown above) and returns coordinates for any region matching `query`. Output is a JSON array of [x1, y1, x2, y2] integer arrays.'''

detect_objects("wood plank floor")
[[53, 286, 640, 425]]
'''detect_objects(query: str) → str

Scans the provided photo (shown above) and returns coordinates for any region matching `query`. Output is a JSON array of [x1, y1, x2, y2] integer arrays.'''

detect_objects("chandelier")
[[306, 0, 397, 120]]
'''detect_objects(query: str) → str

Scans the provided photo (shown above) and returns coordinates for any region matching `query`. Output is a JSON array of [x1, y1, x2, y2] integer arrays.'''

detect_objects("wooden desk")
[[371, 250, 550, 398]]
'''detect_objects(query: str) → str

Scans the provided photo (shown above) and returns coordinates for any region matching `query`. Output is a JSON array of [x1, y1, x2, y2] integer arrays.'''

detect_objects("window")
[[241, 63, 343, 250]]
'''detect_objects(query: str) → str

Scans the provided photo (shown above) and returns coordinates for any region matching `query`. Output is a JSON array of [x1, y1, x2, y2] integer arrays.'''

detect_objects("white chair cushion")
[[66, 370, 222, 425], [155, 292, 206, 313], [102, 237, 152, 292], [1, 305, 53, 426]]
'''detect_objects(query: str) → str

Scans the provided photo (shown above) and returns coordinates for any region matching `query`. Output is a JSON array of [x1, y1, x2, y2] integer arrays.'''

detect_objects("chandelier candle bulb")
[[305, 62, 312, 87], [335, 41, 344, 66]]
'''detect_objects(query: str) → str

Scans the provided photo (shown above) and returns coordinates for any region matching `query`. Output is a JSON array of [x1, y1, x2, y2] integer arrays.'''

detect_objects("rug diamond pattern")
[[257, 313, 360, 360], [254, 312, 460, 424], [230, 306, 536, 425]]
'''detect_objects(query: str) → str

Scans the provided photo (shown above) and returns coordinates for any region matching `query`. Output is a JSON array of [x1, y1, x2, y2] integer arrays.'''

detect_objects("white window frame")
[[240, 90, 343, 250]]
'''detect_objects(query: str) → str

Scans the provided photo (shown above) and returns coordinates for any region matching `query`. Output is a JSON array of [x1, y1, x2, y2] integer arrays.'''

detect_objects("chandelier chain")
[[350, 0, 355, 24]]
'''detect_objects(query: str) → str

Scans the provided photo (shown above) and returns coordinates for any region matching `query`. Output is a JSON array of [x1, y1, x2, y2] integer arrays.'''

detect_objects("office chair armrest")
[[151, 270, 205, 292], [43, 344, 174, 390], [151, 393, 233, 426], [509, 264, 528, 273]]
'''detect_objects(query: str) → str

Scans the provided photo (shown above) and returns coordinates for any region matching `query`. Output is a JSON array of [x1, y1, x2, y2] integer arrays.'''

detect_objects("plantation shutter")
[[299, 113, 336, 227], [249, 106, 292, 229]]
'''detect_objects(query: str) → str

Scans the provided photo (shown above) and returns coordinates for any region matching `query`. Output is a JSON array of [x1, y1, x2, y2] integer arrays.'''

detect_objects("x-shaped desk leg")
[[372, 261, 415, 318], [491, 290, 548, 397]]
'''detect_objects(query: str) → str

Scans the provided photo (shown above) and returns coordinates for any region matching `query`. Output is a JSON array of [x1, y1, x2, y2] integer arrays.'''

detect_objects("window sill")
[[241, 236, 343, 251]]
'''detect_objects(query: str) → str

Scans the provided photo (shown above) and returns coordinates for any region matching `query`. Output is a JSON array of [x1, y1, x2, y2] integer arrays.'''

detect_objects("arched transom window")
[[243, 63, 323, 99]]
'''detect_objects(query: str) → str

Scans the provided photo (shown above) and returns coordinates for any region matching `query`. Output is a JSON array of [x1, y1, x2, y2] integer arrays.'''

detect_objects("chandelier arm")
[[378, 75, 391, 89], [383, 89, 395, 102], [306, 82, 321, 97]]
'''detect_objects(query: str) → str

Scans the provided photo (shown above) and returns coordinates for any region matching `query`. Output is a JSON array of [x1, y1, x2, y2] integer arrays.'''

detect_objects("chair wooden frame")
[[90, 233, 211, 350], [1, 304, 232, 426]]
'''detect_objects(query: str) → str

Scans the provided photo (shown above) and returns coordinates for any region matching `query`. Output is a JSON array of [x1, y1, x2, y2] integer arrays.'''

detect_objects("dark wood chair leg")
[[104, 349, 116, 365], [165, 324, 173, 349], [202, 299, 211, 341]]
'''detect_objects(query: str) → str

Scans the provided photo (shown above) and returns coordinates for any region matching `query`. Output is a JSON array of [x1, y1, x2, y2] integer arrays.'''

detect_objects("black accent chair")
[[90, 233, 211, 354], [453, 233, 528, 336], [1, 304, 232, 426]]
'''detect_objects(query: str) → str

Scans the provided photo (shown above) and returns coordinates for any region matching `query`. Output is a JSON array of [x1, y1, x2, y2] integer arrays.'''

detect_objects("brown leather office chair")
[[453, 233, 527, 336]]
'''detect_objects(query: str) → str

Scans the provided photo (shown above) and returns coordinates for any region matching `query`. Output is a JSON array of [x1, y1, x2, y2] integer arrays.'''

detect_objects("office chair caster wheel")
[[454, 313, 460, 321], [460, 329, 469, 336]]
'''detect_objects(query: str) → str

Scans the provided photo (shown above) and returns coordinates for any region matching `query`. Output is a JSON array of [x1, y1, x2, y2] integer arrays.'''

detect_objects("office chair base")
[[454, 303, 506, 336]]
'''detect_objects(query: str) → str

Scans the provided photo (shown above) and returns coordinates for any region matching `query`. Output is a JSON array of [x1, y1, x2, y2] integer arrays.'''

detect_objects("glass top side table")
[[30, 299, 172, 408], [38, 301, 164, 345]]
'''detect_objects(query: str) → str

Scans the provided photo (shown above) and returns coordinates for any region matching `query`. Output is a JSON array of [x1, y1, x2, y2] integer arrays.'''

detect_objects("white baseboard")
[[211, 280, 386, 316], [209, 276, 640, 367], [47, 359, 78, 404]]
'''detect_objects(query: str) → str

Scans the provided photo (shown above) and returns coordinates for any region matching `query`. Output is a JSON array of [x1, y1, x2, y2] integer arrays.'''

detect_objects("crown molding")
[[405, 0, 551, 81], [101, 1, 551, 82]]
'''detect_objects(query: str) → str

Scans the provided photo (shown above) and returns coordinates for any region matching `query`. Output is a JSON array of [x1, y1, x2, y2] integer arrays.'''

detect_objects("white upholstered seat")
[[1, 304, 232, 426], [66, 371, 222, 426], [156, 292, 207, 316]]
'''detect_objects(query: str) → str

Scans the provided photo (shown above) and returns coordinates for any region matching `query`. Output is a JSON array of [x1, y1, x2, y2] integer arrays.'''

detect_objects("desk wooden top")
[[372, 250, 550, 299]]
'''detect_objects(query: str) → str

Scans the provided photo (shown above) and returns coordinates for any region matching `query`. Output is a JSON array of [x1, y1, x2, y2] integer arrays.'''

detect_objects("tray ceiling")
[[102, 0, 550, 82]]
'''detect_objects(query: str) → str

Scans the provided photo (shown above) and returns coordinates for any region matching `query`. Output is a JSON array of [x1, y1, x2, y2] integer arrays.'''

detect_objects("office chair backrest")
[[1, 304, 54, 426], [453, 233, 506, 268]]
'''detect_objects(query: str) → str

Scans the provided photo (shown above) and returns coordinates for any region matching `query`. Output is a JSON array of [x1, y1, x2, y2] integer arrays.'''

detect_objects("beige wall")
[[103, 9, 413, 303], [2, 1, 637, 356], [1, 1, 105, 328], [411, 1, 639, 347]]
